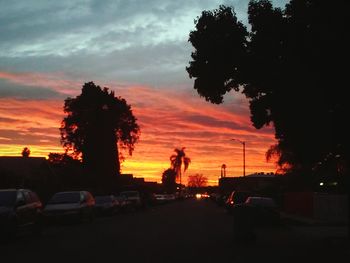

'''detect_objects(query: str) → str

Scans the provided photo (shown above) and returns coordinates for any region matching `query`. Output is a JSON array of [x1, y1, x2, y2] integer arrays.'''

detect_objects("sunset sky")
[[0, 0, 287, 185]]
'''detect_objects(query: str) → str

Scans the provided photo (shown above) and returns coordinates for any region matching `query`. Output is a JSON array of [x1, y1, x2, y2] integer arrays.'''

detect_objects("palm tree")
[[170, 147, 191, 188]]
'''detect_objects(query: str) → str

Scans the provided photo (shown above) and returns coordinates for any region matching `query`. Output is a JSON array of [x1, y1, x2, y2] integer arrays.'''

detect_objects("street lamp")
[[231, 138, 246, 177]]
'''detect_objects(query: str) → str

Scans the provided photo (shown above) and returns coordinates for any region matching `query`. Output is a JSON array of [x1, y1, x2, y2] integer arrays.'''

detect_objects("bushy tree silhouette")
[[188, 174, 208, 188], [60, 82, 140, 190], [187, 0, 348, 178], [21, 147, 30, 157]]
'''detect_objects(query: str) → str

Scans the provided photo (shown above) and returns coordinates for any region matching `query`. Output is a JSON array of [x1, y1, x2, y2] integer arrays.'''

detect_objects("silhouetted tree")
[[48, 152, 77, 166], [60, 82, 140, 191], [170, 147, 191, 187], [21, 147, 30, 158], [48, 152, 84, 191], [162, 168, 177, 193], [188, 174, 208, 188], [187, 0, 348, 179]]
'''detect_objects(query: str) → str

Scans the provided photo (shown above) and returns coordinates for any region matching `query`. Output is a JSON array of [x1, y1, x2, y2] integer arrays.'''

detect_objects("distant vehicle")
[[166, 194, 176, 201], [43, 191, 95, 223], [120, 190, 143, 209], [225, 191, 252, 214], [0, 189, 43, 240], [94, 195, 119, 216], [153, 193, 176, 204], [153, 194, 168, 204], [195, 193, 210, 199]]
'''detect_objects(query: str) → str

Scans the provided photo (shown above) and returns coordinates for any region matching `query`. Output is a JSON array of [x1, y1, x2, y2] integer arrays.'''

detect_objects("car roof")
[[0, 188, 32, 192], [246, 196, 277, 206], [248, 196, 272, 200], [53, 191, 82, 195], [0, 189, 17, 192]]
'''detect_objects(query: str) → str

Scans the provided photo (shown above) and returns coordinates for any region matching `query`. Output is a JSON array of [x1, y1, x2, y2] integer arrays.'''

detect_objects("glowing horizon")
[[0, 72, 278, 186]]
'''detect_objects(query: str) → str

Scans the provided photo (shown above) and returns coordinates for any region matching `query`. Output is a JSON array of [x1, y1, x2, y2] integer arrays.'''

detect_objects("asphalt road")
[[1, 198, 349, 262]]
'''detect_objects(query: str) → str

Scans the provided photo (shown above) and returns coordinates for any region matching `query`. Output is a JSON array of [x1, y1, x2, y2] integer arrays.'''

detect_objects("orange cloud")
[[0, 72, 278, 185]]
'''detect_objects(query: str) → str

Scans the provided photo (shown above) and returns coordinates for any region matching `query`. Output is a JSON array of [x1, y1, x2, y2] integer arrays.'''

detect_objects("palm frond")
[[183, 157, 191, 173]]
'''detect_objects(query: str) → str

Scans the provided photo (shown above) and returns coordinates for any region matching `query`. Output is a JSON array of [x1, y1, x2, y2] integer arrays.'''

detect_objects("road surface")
[[1, 198, 348, 262]]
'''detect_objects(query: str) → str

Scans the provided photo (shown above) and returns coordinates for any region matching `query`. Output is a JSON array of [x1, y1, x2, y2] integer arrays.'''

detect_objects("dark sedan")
[[0, 189, 43, 240]]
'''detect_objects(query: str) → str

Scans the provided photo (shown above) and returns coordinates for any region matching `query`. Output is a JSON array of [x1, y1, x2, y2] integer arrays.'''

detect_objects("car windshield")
[[95, 196, 112, 204], [48, 192, 81, 204], [0, 191, 16, 207]]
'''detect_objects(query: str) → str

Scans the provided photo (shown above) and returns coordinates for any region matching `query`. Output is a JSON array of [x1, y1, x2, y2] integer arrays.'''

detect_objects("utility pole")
[[231, 139, 246, 177]]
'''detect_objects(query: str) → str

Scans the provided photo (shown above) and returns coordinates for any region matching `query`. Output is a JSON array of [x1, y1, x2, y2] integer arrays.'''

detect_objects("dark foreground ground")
[[1, 198, 349, 262]]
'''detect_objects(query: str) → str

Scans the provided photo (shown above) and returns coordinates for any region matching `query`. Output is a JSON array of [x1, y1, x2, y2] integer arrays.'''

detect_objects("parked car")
[[0, 189, 43, 240], [215, 193, 229, 206], [234, 196, 280, 226], [43, 191, 95, 223], [94, 195, 119, 216], [120, 190, 143, 209], [225, 191, 252, 214], [114, 195, 129, 211]]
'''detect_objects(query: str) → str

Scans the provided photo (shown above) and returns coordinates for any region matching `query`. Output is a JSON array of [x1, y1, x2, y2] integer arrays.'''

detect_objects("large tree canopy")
[[187, 5, 248, 104], [187, 0, 348, 177], [60, 82, 140, 187]]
